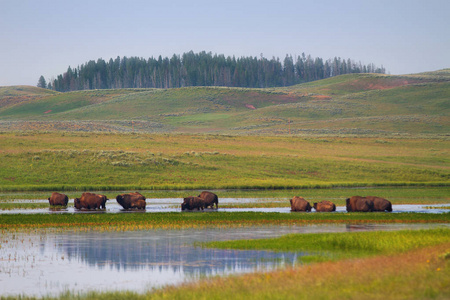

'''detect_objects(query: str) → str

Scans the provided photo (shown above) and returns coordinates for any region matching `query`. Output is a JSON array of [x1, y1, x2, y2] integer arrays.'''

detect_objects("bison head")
[[181, 197, 191, 211], [74, 198, 81, 209]]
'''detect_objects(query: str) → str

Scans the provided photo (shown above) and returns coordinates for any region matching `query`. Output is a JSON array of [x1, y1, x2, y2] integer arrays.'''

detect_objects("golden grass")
[[148, 243, 450, 300]]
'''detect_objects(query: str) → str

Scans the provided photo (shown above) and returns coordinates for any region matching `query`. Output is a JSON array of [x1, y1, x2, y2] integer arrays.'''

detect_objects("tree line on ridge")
[[38, 51, 386, 91]]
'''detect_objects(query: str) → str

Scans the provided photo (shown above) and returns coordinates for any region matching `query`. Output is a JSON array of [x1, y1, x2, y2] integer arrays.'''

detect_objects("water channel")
[[1, 197, 449, 214]]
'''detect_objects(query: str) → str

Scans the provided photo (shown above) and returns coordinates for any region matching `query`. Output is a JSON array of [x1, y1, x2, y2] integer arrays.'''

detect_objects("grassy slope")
[[0, 70, 449, 135], [0, 89, 144, 118], [0, 85, 58, 98]]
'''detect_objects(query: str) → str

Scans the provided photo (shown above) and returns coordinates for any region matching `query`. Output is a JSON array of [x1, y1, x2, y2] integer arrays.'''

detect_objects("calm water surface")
[[1, 223, 448, 297]]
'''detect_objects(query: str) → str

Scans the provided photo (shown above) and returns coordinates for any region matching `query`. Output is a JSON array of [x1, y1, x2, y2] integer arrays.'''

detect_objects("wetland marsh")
[[1, 189, 449, 298], [2, 224, 448, 298]]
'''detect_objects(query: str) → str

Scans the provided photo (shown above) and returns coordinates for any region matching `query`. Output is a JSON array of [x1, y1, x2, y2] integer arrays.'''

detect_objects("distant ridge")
[[1, 70, 448, 136]]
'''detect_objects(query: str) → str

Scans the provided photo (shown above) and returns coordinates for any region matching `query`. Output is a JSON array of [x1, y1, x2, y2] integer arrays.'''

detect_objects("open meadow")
[[0, 132, 449, 191]]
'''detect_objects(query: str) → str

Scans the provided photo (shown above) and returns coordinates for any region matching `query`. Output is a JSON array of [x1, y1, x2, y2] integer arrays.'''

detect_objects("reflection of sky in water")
[[1, 227, 304, 297], [1, 224, 448, 297], [52, 230, 300, 273]]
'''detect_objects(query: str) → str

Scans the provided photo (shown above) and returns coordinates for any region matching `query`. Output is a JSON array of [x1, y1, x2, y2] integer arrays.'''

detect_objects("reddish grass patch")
[[312, 94, 332, 100], [345, 78, 426, 91]]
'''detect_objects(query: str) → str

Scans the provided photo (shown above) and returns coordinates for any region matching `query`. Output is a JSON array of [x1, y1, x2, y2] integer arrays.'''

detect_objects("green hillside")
[[0, 85, 58, 98], [1, 70, 449, 135]]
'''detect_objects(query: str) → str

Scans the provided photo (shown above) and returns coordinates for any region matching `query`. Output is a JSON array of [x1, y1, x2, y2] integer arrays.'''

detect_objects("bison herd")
[[181, 191, 219, 210], [289, 195, 392, 212], [48, 191, 392, 212], [47, 191, 220, 211]]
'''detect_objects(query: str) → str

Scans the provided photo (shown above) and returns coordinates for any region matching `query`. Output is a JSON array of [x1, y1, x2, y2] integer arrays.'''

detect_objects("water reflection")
[[49, 230, 300, 274], [1, 227, 304, 297]]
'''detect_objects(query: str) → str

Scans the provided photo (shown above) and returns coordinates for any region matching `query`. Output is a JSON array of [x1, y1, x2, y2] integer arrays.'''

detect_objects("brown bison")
[[74, 192, 108, 210], [313, 200, 336, 212], [198, 191, 218, 209], [181, 196, 205, 211], [116, 192, 146, 210], [290, 196, 312, 212], [346, 196, 374, 212], [48, 192, 69, 206], [366, 196, 392, 212]]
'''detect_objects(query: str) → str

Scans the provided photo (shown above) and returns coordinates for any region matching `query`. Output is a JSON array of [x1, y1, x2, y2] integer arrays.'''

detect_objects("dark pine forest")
[[45, 51, 386, 92]]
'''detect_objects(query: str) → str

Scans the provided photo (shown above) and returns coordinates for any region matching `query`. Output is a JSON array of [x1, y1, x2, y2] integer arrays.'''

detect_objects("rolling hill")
[[1, 70, 449, 136]]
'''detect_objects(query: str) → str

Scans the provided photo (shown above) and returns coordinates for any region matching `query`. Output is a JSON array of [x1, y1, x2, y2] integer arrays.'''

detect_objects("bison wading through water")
[[116, 192, 146, 210], [198, 191, 219, 209], [365, 196, 393, 212], [313, 200, 336, 212], [48, 192, 69, 207], [74, 192, 108, 210], [290, 196, 312, 212], [181, 196, 205, 211], [346, 196, 374, 212]]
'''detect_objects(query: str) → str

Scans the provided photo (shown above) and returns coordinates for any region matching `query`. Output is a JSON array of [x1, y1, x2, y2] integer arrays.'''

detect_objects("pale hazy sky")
[[1, 0, 449, 86]]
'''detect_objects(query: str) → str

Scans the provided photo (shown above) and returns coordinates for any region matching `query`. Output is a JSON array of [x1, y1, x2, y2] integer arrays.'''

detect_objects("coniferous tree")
[[37, 75, 47, 89]]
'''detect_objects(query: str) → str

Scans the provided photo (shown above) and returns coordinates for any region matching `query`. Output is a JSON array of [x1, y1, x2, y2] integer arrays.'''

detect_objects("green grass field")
[[1, 72, 448, 192], [0, 133, 449, 191], [1, 212, 448, 231]]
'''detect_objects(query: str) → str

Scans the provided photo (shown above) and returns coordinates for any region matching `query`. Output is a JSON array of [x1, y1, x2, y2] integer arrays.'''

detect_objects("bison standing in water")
[[313, 200, 336, 212], [116, 192, 146, 210], [181, 196, 205, 211], [290, 196, 312, 212], [346, 196, 374, 212], [198, 191, 218, 209], [48, 192, 69, 207], [366, 196, 392, 212], [74, 192, 108, 210]]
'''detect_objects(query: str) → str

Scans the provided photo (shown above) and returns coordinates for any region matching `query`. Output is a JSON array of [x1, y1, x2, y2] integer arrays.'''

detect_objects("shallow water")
[[0, 223, 448, 297], [1, 197, 449, 214]]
